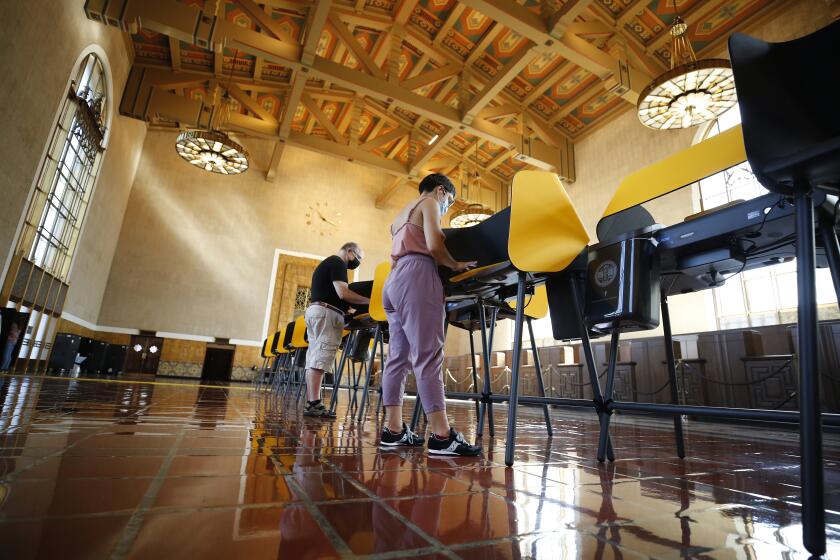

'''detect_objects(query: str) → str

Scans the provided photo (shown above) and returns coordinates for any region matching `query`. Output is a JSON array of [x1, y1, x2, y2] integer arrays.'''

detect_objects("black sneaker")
[[427, 428, 481, 457], [380, 423, 425, 448], [303, 402, 336, 418]]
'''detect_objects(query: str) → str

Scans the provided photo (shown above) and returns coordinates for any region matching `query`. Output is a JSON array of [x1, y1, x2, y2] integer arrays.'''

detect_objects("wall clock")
[[304, 201, 343, 237]]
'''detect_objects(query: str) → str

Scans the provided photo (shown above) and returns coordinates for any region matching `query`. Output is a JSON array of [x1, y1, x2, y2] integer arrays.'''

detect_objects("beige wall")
[[98, 134, 416, 340], [0, 0, 147, 324]]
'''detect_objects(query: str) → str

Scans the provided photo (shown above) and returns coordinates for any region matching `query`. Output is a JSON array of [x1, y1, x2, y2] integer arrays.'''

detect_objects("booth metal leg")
[[349, 360, 360, 411], [795, 187, 825, 557], [477, 302, 495, 437], [569, 276, 614, 461], [819, 214, 840, 305], [661, 295, 686, 459], [281, 351, 294, 399], [526, 317, 552, 437], [329, 331, 354, 414], [596, 329, 620, 463], [469, 329, 480, 418], [296, 362, 305, 402], [356, 325, 380, 423], [504, 272, 527, 467]]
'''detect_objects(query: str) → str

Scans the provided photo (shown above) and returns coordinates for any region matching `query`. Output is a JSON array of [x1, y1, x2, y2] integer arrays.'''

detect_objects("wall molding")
[[60, 313, 261, 346]]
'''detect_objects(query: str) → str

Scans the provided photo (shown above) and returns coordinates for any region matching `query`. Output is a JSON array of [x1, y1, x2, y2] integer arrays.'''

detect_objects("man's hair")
[[418, 173, 455, 196], [340, 242, 360, 253]]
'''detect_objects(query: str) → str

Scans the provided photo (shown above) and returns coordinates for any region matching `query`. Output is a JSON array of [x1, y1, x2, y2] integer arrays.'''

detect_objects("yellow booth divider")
[[506, 284, 549, 319], [291, 315, 308, 348], [260, 338, 272, 359], [369, 261, 392, 323], [602, 125, 747, 218], [271, 328, 288, 354], [509, 170, 590, 273]]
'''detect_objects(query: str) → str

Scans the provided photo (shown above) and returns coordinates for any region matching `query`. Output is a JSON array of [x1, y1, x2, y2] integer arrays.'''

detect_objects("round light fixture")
[[637, 12, 737, 130], [450, 203, 493, 228], [175, 130, 249, 175]]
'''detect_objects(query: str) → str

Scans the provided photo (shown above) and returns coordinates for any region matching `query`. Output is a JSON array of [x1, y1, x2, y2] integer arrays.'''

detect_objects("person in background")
[[303, 242, 370, 417], [1, 319, 21, 372], [378, 173, 481, 456]]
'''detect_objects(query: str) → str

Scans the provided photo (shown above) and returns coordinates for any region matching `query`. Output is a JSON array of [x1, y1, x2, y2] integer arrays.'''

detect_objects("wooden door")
[[126, 336, 164, 374]]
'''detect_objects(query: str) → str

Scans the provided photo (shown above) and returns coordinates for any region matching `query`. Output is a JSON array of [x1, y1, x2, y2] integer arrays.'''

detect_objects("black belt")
[[310, 301, 345, 315]]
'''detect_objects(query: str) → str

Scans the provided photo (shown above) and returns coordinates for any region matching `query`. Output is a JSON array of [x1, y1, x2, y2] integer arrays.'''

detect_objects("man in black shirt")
[[303, 242, 370, 417]]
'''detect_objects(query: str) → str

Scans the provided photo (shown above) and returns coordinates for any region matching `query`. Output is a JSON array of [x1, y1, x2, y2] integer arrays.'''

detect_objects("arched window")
[[697, 105, 839, 328], [1, 51, 110, 372]]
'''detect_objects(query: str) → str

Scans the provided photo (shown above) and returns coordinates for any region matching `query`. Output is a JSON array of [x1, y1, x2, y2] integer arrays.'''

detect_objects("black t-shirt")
[[310, 255, 349, 312]]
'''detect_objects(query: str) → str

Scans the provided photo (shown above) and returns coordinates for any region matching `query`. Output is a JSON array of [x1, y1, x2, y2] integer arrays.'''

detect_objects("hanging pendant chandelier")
[[175, 49, 250, 174], [450, 150, 493, 228], [637, 2, 737, 130], [450, 202, 494, 228], [175, 130, 249, 175]]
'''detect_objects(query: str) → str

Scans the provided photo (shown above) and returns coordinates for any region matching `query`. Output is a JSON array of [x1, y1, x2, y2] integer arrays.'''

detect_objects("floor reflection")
[[0, 373, 838, 559]]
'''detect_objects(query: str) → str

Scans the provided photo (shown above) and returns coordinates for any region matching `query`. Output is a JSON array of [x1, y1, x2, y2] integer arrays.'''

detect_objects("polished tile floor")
[[0, 373, 838, 559]]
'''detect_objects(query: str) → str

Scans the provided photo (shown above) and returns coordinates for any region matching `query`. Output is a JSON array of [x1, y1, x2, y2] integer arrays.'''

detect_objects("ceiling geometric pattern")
[[94, 0, 782, 203]]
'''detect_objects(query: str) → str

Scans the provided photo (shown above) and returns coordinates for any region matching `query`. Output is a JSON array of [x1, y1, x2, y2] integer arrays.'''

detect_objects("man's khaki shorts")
[[304, 305, 344, 372]]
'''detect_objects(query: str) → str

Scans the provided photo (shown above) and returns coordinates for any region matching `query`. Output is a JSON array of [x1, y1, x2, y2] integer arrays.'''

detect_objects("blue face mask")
[[439, 189, 453, 215]]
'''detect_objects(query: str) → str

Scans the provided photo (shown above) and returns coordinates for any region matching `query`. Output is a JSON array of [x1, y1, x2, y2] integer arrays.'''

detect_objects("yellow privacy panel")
[[507, 284, 549, 319], [509, 171, 590, 272], [603, 125, 747, 217], [291, 315, 308, 348], [272, 328, 288, 354], [261, 338, 272, 359], [369, 261, 392, 323]]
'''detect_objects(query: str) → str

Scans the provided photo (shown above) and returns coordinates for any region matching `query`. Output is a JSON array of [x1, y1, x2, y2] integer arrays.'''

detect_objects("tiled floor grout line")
[[319, 455, 461, 560], [0, 384, 181, 487], [109, 423, 187, 560], [228, 392, 356, 558]]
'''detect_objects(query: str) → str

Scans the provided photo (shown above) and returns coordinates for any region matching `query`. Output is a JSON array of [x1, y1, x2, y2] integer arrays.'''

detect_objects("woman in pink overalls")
[[378, 173, 481, 456]]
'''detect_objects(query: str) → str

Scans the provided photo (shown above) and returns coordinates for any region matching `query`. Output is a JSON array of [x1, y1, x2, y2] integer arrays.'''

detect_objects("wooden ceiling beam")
[[456, 0, 650, 103], [466, 22, 502, 65], [301, 0, 332, 65], [359, 126, 409, 151], [394, 0, 419, 25], [266, 140, 285, 182], [616, 0, 648, 27], [521, 60, 570, 106], [549, 80, 603, 125], [226, 83, 279, 124], [434, 4, 466, 47], [301, 92, 345, 143], [92, 1, 570, 173], [476, 103, 520, 120], [235, 0, 296, 43], [279, 71, 307, 137], [547, 0, 596, 35], [462, 46, 537, 124], [409, 127, 458, 175], [168, 37, 181, 70], [327, 12, 387, 79], [287, 130, 408, 175], [400, 63, 460, 92], [375, 176, 405, 208]]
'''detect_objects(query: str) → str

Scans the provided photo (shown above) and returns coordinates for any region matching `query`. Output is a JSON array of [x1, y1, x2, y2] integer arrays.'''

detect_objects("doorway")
[[202, 345, 234, 382], [126, 336, 164, 374]]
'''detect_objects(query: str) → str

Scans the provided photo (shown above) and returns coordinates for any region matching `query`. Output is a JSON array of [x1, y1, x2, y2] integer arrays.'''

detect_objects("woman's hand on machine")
[[452, 260, 477, 272]]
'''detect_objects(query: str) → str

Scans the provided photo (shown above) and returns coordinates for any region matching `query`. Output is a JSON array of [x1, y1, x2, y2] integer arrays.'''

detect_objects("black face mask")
[[347, 257, 361, 270]]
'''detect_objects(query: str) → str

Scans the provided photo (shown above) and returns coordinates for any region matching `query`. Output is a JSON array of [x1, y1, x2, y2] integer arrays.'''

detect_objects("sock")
[[432, 431, 451, 440], [307, 399, 321, 407], [385, 426, 403, 435]]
